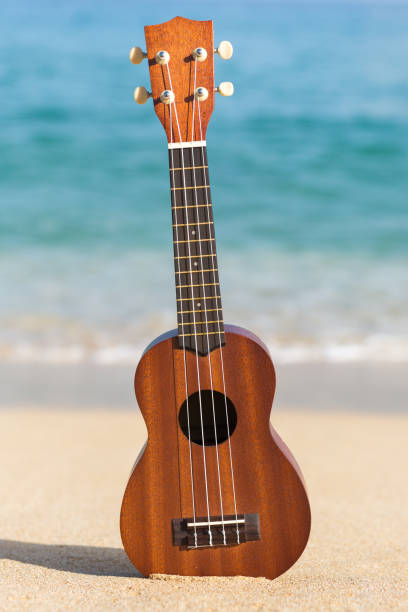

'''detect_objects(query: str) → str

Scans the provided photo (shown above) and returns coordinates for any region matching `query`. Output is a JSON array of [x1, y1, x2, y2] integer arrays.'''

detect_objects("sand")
[[0, 409, 407, 611]]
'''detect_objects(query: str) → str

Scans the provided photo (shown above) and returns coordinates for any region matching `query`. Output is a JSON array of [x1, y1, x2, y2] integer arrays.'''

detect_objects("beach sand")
[[0, 408, 407, 611]]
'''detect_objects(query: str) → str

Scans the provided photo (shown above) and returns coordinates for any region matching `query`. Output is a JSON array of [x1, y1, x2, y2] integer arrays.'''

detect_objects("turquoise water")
[[1, 1, 407, 363]]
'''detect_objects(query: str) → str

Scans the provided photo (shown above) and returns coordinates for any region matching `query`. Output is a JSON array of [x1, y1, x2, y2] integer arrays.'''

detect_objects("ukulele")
[[120, 16, 311, 580]]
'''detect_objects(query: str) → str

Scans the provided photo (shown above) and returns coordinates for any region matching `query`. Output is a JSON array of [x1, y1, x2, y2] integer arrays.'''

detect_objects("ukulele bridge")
[[172, 513, 260, 548]]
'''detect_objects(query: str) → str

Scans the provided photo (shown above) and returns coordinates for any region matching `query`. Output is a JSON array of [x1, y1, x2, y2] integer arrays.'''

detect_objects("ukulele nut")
[[155, 50, 170, 65]]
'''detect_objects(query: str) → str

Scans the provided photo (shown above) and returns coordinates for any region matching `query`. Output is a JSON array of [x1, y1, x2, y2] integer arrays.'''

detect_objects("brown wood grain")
[[120, 325, 311, 579], [144, 17, 215, 143]]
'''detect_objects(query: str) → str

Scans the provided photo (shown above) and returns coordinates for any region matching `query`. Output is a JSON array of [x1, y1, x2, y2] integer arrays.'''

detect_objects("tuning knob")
[[155, 50, 170, 65], [194, 87, 208, 102], [216, 82, 234, 97], [215, 41, 233, 60], [133, 86, 152, 104], [160, 90, 175, 105], [129, 46, 147, 64], [193, 47, 208, 62]]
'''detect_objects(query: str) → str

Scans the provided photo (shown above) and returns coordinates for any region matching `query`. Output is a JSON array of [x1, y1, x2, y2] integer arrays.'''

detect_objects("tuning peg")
[[215, 41, 233, 60], [133, 86, 152, 104], [194, 87, 208, 102], [129, 46, 147, 64], [193, 47, 208, 62], [155, 50, 170, 65], [160, 90, 175, 105], [216, 82, 234, 97]]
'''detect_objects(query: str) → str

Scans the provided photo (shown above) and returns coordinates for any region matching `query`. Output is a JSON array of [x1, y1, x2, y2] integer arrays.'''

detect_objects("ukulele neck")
[[168, 142, 225, 355]]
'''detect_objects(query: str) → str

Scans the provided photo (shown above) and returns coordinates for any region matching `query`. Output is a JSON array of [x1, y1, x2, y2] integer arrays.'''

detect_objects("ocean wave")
[[2, 334, 407, 365]]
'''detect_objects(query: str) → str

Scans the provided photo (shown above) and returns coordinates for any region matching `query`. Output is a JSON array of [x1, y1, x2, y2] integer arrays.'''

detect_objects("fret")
[[170, 165, 208, 171], [175, 282, 219, 289], [176, 295, 221, 302], [177, 279, 219, 289], [170, 150, 210, 191], [171, 185, 210, 191], [173, 232, 214, 241], [179, 331, 224, 337], [169, 145, 225, 355], [177, 293, 220, 302], [180, 320, 223, 326], [171, 189, 209, 201], [171, 203, 211, 210], [172, 204, 211, 210], [172, 210, 215, 229], [176, 268, 218, 274], [178, 308, 222, 317], [174, 253, 216, 260], [177, 308, 223, 314], [174, 238, 215, 244], [173, 221, 213, 227]]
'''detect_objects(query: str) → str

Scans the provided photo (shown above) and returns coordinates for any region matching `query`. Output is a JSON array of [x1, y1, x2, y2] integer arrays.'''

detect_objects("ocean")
[[1, 0, 408, 366]]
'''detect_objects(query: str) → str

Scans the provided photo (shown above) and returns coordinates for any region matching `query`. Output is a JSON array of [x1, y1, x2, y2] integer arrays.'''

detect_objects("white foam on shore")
[[1, 250, 407, 366], [271, 334, 408, 363], [2, 334, 407, 365]]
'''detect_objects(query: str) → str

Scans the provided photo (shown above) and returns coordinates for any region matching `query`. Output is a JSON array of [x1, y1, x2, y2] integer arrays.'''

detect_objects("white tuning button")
[[129, 46, 147, 64], [194, 87, 208, 102], [160, 90, 175, 105], [215, 41, 233, 60], [193, 47, 208, 62], [133, 86, 152, 105], [216, 82, 234, 97], [155, 50, 170, 65]]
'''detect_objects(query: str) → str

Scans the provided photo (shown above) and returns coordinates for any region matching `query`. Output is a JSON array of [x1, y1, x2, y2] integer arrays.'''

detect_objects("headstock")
[[129, 17, 233, 144]]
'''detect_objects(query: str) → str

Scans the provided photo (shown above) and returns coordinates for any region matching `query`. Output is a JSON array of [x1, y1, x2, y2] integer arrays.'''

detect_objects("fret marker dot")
[[194, 261, 198, 266], [192, 230, 196, 236], [197, 303, 201, 308]]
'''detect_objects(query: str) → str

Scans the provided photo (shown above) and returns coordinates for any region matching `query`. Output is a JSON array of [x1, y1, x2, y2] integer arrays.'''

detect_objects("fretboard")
[[168, 143, 225, 355]]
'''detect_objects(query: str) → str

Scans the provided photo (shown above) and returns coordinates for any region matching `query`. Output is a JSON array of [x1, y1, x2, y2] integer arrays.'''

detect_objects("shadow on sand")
[[0, 539, 142, 577]]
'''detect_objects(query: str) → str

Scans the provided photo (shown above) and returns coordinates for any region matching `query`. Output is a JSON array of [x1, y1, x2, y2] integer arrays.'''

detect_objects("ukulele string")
[[197, 98, 240, 544], [191, 57, 226, 545], [168, 101, 198, 548], [166, 63, 214, 546]]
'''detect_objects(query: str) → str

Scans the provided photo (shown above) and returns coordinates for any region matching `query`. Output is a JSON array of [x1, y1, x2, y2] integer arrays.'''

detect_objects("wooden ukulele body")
[[120, 324, 311, 579]]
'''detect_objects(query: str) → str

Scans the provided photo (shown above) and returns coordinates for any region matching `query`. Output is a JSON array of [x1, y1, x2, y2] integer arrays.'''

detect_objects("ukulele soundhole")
[[178, 390, 237, 446]]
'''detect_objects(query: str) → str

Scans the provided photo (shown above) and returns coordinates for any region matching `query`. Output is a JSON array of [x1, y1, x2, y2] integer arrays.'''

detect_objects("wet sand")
[[0, 409, 407, 610], [1, 361, 407, 412]]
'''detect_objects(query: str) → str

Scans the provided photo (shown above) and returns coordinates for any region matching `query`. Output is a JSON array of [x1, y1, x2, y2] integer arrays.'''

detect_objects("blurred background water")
[[1, 0, 407, 367]]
